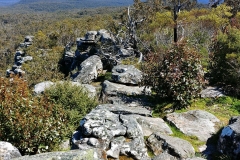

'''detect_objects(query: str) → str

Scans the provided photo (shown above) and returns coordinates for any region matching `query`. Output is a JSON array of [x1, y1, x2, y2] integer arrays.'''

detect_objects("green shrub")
[[141, 41, 205, 110], [43, 81, 98, 133], [0, 76, 68, 155], [209, 27, 240, 97]]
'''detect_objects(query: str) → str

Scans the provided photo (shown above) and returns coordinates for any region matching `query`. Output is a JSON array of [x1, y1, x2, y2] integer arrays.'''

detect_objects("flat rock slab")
[[165, 110, 220, 141], [96, 104, 152, 117], [133, 115, 173, 136], [112, 65, 142, 85], [147, 132, 195, 159], [102, 80, 150, 96], [12, 149, 104, 160]]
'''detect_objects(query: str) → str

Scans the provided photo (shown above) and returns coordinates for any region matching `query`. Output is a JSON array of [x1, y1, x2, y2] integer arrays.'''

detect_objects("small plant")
[[43, 81, 98, 134]]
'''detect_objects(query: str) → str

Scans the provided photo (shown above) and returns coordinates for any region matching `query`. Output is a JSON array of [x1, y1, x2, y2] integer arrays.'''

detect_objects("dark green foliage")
[[141, 41, 205, 109], [43, 81, 98, 133], [208, 27, 240, 97], [0, 76, 68, 155]]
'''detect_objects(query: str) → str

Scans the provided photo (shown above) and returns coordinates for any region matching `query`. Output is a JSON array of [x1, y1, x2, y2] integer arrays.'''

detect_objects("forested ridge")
[[0, 0, 240, 159]]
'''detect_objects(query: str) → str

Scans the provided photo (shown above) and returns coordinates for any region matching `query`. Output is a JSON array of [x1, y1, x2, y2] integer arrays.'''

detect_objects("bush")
[[208, 27, 240, 97], [0, 76, 68, 155], [141, 42, 205, 110], [43, 81, 98, 133]]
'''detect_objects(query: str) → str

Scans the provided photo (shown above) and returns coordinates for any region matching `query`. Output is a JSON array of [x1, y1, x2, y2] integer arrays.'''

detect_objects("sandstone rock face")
[[0, 141, 21, 160], [112, 65, 142, 85], [165, 110, 220, 141], [218, 116, 240, 160], [102, 80, 150, 96], [147, 132, 195, 159], [72, 106, 150, 160], [12, 149, 104, 160], [72, 55, 103, 84]]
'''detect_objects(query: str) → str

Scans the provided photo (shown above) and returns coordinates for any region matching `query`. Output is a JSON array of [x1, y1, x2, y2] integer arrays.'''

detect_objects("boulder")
[[33, 81, 54, 95], [112, 65, 142, 85], [96, 104, 152, 117], [72, 55, 103, 84], [218, 116, 240, 160], [147, 132, 195, 159], [118, 48, 134, 57], [165, 110, 220, 141], [72, 106, 150, 160], [98, 29, 115, 44], [102, 80, 150, 97], [12, 149, 105, 160], [133, 115, 173, 136], [200, 86, 224, 98], [0, 141, 21, 160]]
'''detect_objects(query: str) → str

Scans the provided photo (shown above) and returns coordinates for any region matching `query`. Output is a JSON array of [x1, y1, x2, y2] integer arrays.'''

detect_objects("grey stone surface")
[[112, 65, 142, 85], [72, 106, 150, 160], [152, 152, 178, 160], [133, 115, 173, 136], [165, 110, 220, 141], [218, 116, 240, 160], [200, 86, 224, 98], [0, 141, 21, 160], [12, 149, 105, 160], [33, 81, 54, 95], [96, 104, 152, 117], [72, 55, 103, 84], [102, 80, 150, 97], [147, 132, 195, 159]]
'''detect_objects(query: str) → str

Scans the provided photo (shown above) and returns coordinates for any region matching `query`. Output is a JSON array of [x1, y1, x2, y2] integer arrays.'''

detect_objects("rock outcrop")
[[71, 105, 150, 160], [218, 116, 240, 160]]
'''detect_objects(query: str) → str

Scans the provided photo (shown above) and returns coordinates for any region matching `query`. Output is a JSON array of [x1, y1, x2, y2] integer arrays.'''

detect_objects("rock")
[[71, 82, 97, 98], [147, 132, 195, 159], [98, 29, 115, 44], [0, 141, 22, 160], [133, 115, 173, 136], [218, 116, 240, 160], [106, 95, 152, 108], [200, 86, 224, 98], [72, 55, 103, 84], [21, 56, 33, 63], [96, 104, 152, 117], [102, 80, 150, 97], [186, 157, 207, 160], [118, 48, 134, 57], [165, 110, 220, 141], [112, 65, 142, 85], [12, 149, 105, 160], [33, 81, 54, 95], [72, 106, 149, 160], [152, 152, 178, 160]]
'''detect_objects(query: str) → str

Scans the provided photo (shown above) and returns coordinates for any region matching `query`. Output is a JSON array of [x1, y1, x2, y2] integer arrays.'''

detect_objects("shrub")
[[208, 27, 240, 97], [43, 81, 98, 133], [0, 76, 68, 155], [141, 41, 205, 110]]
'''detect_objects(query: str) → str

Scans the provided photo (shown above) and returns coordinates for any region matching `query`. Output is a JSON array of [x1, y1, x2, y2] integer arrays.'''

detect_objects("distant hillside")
[[10, 0, 133, 12]]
